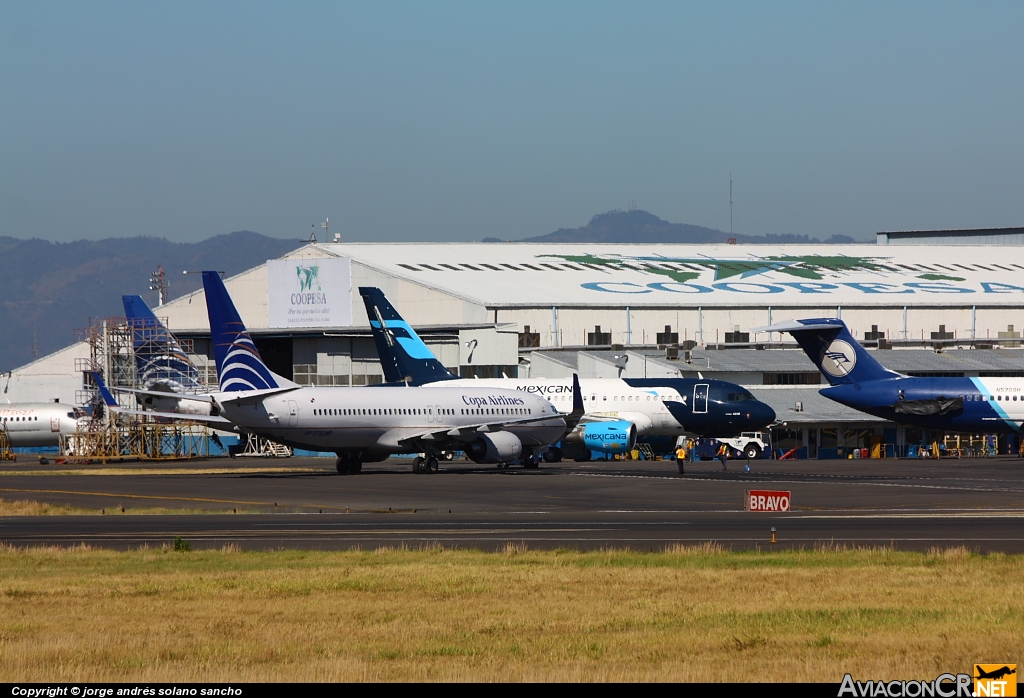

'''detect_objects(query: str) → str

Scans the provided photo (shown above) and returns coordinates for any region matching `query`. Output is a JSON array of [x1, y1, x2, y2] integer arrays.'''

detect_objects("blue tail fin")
[[359, 287, 457, 384], [754, 318, 902, 386], [89, 371, 118, 407], [202, 271, 280, 392], [122, 295, 200, 391]]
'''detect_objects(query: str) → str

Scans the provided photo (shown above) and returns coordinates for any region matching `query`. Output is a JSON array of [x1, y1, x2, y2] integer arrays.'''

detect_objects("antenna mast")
[[729, 173, 733, 237], [149, 265, 168, 307]]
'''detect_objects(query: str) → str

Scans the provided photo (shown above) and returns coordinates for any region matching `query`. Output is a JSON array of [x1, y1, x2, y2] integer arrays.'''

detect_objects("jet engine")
[[564, 420, 637, 454], [464, 431, 523, 463]]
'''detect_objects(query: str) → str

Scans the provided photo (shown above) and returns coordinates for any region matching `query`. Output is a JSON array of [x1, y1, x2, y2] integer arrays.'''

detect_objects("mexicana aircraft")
[[360, 287, 777, 461], [756, 318, 1024, 434], [0, 401, 82, 448], [100, 272, 574, 475]]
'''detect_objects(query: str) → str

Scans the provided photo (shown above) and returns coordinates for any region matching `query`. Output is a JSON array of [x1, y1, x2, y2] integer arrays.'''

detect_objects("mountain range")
[[486, 209, 860, 244], [0, 232, 303, 373]]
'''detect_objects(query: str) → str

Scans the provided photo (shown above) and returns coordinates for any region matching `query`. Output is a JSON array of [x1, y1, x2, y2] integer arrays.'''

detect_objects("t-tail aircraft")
[[102, 272, 573, 474], [360, 287, 777, 461], [755, 318, 1024, 434]]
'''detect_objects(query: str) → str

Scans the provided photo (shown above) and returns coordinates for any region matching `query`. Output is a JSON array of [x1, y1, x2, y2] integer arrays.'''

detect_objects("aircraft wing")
[[109, 386, 215, 403], [107, 407, 235, 426], [395, 414, 564, 446]]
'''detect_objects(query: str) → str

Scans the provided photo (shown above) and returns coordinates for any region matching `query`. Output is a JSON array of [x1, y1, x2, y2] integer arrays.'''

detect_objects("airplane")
[[0, 401, 83, 448], [96, 271, 574, 475], [359, 287, 777, 461], [755, 318, 1024, 434], [119, 295, 214, 416], [975, 666, 1016, 681]]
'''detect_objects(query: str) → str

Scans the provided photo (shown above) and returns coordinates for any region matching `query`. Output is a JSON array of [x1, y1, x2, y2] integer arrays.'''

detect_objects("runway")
[[2, 456, 1024, 551]]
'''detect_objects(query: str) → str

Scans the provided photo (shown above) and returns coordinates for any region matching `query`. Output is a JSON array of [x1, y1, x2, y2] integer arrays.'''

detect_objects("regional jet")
[[359, 287, 777, 461], [756, 318, 1024, 433]]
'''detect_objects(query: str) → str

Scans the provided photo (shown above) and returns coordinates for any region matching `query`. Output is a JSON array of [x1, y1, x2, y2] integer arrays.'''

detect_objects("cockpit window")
[[727, 391, 755, 402]]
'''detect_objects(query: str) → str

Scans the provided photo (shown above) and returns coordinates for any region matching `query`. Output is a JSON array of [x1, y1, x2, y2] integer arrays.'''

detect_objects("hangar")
[[5, 239, 1024, 456]]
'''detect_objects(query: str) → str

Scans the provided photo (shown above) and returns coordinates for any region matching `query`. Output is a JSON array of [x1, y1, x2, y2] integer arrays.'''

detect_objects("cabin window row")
[[311, 407, 532, 416], [2, 416, 39, 422]]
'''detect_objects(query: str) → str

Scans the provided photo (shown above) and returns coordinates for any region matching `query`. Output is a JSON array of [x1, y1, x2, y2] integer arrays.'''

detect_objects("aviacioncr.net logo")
[[295, 265, 321, 292], [820, 339, 857, 378]]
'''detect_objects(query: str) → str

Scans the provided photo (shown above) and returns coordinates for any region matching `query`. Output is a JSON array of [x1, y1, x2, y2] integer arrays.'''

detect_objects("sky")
[[2, 2, 1023, 243]]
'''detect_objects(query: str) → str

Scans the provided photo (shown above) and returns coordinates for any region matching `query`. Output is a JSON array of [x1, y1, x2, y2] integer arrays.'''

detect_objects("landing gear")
[[336, 455, 362, 475], [412, 455, 438, 474], [522, 450, 539, 469]]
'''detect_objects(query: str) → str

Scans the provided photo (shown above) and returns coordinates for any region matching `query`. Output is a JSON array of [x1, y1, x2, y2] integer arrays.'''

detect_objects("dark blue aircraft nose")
[[747, 400, 776, 428]]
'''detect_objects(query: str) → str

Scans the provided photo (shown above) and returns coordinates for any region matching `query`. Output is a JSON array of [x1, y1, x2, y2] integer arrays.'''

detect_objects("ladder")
[[637, 442, 656, 461], [0, 424, 15, 461]]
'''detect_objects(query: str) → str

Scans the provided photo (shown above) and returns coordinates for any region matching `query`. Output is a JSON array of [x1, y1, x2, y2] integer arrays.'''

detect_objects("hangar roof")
[[748, 387, 887, 425], [311, 242, 1024, 308]]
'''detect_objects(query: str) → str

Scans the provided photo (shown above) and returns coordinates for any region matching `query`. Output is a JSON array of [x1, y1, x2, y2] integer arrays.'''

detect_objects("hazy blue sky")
[[2, 2, 1022, 243]]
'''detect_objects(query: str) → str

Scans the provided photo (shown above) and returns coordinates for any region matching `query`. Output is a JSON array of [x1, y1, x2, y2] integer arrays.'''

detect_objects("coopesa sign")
[[268, 257, 352, 328]]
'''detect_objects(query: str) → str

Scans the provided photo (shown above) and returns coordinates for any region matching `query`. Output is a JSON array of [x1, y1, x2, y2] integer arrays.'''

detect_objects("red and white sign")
[[746, 490, 791, 512]]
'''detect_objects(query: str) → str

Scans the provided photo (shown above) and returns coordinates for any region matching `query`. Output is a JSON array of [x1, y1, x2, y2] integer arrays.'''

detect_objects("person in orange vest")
[[717, 442, 729, 471], [675, 444, 687, 474]]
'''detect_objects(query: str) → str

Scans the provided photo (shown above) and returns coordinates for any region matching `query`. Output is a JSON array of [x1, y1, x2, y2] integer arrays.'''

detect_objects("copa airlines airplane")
[[756, 318, 1024, 434], [360, 287, 777, 461], [100, 271, 573, 475], [1, 402, 81, 447]]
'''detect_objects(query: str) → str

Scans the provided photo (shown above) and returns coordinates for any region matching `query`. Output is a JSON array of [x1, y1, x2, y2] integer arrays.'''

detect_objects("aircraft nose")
[[748, 400, 776, 427]]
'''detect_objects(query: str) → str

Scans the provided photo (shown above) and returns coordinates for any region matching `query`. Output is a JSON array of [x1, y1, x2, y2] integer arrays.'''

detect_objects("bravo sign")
[[746, 490, 791, 512]]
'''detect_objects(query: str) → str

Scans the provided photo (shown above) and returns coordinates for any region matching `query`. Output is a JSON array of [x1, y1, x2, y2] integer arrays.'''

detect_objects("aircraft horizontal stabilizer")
[[752, 319, 845, 333]]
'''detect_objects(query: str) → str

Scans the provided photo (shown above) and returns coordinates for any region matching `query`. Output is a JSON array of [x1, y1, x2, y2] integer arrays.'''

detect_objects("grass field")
[[1, 543, 1021, 682]]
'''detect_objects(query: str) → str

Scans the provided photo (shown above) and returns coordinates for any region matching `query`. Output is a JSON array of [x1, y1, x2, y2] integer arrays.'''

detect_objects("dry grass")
[[0, 498, 278, 516], [1, 543, 1022, 682]]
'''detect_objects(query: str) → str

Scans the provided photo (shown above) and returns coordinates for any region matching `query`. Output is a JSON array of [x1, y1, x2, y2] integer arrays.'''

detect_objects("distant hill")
[[510, 209, 860, 244], [0, 232, 303, 373]]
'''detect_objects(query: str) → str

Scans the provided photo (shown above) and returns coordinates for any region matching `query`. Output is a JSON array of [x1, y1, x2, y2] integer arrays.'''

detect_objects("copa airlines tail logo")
[[219, 332, 278, 392], [820, 339, 857, 377]]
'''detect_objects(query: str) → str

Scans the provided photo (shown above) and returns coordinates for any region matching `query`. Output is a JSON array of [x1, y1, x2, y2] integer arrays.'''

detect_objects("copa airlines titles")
[[462, 395, 526, 407]]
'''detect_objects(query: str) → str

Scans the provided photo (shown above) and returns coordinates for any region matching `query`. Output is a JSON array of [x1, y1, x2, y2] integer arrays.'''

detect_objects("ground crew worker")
[[675, 445, 686, 474], [717, 443, 729, 471]]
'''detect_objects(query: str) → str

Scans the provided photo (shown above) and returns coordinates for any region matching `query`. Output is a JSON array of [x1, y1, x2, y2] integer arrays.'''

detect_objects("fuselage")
[[212, 385, 566, 457], [0, 403, 82, 447], [823, 376, 1024, 433], [433, 377, 776, 438]]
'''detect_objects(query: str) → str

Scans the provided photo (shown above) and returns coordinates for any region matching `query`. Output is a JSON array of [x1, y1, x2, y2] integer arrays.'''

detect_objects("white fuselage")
[[0, 403, 81, 447], [212, 385, 565, 454], [441, 378, 685, 436]]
